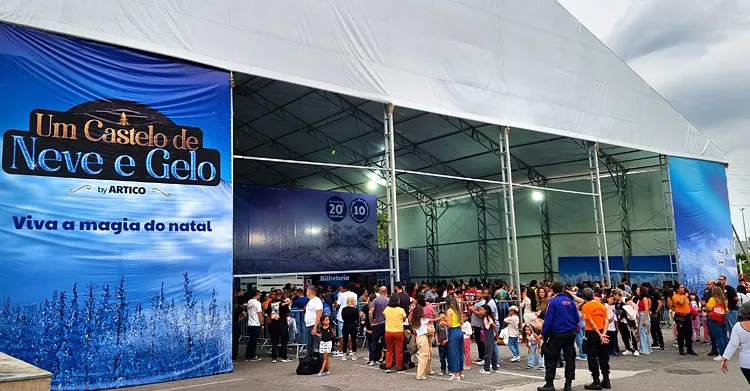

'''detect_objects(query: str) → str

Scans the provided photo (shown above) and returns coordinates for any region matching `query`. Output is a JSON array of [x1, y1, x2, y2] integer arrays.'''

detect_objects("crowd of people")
[[231, 275, 750, 389]]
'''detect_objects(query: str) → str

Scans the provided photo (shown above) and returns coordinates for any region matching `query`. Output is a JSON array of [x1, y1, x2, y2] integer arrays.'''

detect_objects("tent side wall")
[[399, 170, 668, 281]]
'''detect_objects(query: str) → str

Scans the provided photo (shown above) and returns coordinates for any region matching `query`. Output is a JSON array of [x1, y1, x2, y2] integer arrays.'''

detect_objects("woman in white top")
[[521, 288, 536, 325], [721, 302, 750, 384], [410, 301, 442, 380]]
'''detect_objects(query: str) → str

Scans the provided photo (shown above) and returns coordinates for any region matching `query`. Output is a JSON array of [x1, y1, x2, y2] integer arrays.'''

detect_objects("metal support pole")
[[384, 104, 401, 286], [423, 201, 439, 280], [618, 174, 631, 279], [500, 127, 521, 296], [539, 198, 553, 281], [660, 155, 680, 283], [589, 143, 611, 285]]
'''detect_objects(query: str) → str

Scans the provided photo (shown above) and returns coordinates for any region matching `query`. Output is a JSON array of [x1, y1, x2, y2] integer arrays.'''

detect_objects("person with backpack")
[[615, 290, 638, 356], [706, 285, 729, 361]]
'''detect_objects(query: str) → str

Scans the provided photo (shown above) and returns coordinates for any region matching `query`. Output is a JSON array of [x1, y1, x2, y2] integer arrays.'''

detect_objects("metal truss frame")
[[587, 142, 612, 285], [659, 155, 680, 282], [230, 77, 648, 286], [440, 117, 553, 280], [573, 139, 631, 277]]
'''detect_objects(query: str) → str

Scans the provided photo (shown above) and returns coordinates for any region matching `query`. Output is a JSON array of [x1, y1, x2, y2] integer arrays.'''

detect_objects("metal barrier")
[[238, 308, 307, 358]]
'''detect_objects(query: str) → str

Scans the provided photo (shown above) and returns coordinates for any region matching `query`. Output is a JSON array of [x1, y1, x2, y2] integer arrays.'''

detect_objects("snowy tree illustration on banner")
[[0, 274, 232, 390]]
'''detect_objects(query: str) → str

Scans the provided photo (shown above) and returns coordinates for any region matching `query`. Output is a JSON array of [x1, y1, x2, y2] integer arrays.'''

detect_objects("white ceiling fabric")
[[0, 0, 726, 163]]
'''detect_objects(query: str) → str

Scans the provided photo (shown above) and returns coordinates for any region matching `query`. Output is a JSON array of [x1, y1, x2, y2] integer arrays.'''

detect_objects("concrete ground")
[[124, 331, 747, 391]]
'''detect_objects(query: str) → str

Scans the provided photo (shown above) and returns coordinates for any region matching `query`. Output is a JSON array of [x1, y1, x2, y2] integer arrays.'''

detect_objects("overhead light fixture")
[[366, 172, 387, 187], [532, 190, 544, 202], [367, 180, 377, 191]]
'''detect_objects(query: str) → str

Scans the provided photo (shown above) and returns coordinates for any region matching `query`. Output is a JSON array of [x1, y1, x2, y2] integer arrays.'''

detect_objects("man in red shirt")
[[462, 283, 479, 311]]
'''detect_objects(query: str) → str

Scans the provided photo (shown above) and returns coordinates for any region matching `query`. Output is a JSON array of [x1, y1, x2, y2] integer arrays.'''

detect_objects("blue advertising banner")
[[0, 23, 233, 390], [669, 156, 738, 293], [558, 255, 672, 286], [234, 185, 380, 275]]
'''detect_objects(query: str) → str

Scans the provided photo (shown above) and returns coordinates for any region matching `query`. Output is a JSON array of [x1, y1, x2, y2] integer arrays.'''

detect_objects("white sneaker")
[[479, 369, 491, 375], [351, 355, 357, 361], [476, 360, 485, 366], [341, 356, 347, 361], [713, 356, 723, 361], [448, 374, 461, 381], [633, 351, 640, 357], [333, 352, 344, 357], [463, 366, 471, 370], [348, 351, 355, 356], [271, 359, 277, 363], [511, 356, 520, 362], [622, 351, 633, 356], [280, 359, 293, 363]]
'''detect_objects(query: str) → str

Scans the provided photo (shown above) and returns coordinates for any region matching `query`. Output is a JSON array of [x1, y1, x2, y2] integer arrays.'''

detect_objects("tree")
[[377, 210, 389, 248], [119, 112, 129, 126]]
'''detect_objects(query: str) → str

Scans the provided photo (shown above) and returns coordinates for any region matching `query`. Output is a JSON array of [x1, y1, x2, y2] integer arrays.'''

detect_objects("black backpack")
[[296, 354, 322, 375]]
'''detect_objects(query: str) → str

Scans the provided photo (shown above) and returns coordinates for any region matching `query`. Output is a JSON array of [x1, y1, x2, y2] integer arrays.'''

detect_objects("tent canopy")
[[0, 0, 725, 164], [232, 73, 661, 204]]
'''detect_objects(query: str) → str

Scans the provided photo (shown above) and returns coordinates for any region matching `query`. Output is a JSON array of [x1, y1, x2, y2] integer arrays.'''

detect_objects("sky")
[[557, 0, 750, 240]]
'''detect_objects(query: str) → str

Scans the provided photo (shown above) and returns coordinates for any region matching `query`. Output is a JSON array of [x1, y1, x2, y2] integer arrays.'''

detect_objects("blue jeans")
[[438, 344, 449, 372], [305, 325, 321, 358], [447, 327, 465, 374], [726, 310, 738, 338], [528, 343, 544, 367], [576, 322, 587, 359], [708, 319, 728, 356], [638, 312, 653, 354], [508, 336, 520, 358], [484, 328, 499, 371]]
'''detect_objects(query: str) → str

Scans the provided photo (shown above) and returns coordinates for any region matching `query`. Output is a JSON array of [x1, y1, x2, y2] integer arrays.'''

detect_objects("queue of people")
[[231, 275, 750, 387]]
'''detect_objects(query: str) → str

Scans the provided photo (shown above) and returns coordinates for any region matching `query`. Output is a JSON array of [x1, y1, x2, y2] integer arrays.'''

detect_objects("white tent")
[[0, 0, 725, 164]]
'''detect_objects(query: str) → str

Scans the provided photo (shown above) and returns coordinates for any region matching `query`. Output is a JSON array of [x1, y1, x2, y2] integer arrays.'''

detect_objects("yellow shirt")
[[448, 309, 461, 328], [383, 306, 406, 333]]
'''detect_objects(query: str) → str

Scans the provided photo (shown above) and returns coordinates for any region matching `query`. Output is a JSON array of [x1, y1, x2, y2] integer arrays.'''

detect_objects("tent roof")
[[0, 0, 725, 165], [231, 73, 663, 205]]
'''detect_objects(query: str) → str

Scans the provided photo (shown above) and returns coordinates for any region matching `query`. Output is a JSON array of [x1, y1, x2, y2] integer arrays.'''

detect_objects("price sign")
[[349, 197, 370, 224], [326, 196, 347, 222]]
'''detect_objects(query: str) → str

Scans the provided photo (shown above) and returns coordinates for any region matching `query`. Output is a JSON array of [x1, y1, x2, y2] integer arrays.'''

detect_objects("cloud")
[[607, 0, 750, 61], [559, 0, 750, 230]]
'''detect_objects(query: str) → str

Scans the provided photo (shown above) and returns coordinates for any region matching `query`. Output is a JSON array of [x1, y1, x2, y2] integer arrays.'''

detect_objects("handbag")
[[709, 304, 726, 323], [689, 305, 699, 318]]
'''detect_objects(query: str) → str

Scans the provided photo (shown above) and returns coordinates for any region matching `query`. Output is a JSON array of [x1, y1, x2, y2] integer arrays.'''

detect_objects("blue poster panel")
[[558, 255, 672, 286], [234, 185, 380, 274], [0, 24, 233, 389], [669, 156, 738, 293]]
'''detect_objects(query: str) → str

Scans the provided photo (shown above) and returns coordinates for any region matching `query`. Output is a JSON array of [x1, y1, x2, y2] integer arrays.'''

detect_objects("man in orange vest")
[[581, 288, 611, 390]]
